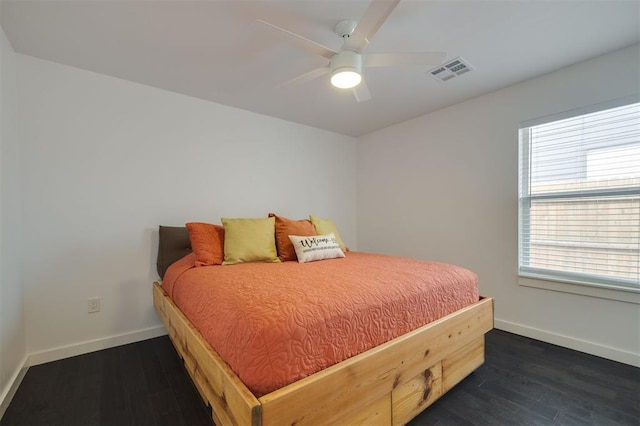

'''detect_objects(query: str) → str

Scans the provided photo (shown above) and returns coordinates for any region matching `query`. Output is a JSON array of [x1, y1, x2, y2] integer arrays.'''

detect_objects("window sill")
[[518, 274, 640, 304]]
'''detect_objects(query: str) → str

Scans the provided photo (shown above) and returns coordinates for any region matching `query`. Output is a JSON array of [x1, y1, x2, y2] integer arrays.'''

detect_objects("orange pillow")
[[269, 213, 317, 262], [185, 222, 225, 266]]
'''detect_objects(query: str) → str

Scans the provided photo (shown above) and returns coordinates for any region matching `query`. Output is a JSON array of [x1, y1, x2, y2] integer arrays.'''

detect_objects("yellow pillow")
[[309, 215, 347, 252], [221, 217, 280, 265]]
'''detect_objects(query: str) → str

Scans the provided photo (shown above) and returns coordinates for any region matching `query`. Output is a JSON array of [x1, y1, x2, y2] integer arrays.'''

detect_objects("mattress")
[[162, 251, 479, 397]]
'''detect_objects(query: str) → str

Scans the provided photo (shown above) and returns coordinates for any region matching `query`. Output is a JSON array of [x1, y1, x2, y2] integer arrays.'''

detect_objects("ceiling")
[[1, 0, 638, 137]]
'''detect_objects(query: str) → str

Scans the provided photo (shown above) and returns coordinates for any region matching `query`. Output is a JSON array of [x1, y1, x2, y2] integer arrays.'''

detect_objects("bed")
[[153, 225, 493, 425]]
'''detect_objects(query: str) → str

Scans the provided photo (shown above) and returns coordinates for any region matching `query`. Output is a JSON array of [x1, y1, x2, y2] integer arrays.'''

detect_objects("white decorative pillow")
[[288, 233, 346, 263]]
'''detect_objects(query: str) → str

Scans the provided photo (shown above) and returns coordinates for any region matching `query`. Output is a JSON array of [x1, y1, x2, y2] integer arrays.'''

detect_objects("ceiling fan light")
[[330, 51, 362, 89], [331, 68, 362, 89]]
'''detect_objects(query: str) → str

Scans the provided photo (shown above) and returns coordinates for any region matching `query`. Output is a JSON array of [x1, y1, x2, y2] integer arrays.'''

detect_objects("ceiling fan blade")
[[353, 79, 372, 102], [363, 52, 447, 68], [343, 0, 401, 54], [278, 66, 331, 88], [256, 20, 338, 60]]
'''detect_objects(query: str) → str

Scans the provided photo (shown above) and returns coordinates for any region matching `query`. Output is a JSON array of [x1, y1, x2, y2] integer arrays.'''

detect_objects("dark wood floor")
[[1, 329, 638, 426]]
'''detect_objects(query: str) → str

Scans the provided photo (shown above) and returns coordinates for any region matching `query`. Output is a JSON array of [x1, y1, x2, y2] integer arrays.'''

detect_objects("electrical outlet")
[[88, 297, 100, 313]]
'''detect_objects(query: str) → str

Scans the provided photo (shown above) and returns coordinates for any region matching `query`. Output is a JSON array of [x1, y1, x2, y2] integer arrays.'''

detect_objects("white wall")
[[0, 23, 27, 415], [17, 55, 357, 362], [358, 45, 640, 366]]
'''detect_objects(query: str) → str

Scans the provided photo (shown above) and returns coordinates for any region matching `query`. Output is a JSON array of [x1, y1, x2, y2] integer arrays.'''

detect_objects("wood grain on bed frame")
[[153, 281, 493, 425]]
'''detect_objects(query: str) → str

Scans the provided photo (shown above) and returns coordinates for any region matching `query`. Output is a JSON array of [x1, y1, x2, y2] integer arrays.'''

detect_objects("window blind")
[[518, 101, 640, 291]]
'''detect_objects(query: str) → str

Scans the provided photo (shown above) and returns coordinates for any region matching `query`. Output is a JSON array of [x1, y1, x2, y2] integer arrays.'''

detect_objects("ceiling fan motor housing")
[[330, 50, 362, 89], [331, 50, 362, 74]]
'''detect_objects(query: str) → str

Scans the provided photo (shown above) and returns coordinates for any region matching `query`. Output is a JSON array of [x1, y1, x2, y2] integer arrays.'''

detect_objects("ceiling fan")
[[256, 0, 446, 102]]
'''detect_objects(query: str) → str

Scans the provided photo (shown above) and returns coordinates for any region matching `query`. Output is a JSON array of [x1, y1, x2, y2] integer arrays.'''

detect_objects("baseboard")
[[28, 325, 168, 367], [494, 318, 640, 367], [0, 355, 29, 420]]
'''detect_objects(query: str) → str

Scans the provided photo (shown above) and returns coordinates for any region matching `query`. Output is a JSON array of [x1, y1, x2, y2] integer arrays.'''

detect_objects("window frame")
[[517, 96, 640, 303]]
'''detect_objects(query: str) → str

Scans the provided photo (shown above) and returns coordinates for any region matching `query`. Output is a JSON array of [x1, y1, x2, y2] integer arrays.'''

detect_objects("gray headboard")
[[157, 226, 192, 279]]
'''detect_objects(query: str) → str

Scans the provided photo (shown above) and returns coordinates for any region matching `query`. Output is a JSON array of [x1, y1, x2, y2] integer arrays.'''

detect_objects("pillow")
[[185, 222, 225, 266], [157, 225, 192, 278], [269, 213, 317, 262], [288, 233, 346, 263], [221, 217, 280, 265], [309, 215, 347, 252]]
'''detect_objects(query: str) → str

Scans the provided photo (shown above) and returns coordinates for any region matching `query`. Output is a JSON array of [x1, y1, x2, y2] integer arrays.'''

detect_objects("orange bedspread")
[[162, 251, 479, 397]]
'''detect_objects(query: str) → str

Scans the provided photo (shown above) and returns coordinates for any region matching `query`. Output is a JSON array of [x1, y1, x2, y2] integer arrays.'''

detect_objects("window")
[[518, 100, 640, 293]]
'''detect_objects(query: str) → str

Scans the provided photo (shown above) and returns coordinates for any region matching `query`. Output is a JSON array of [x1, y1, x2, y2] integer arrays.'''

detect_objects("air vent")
[[428, 57, 474, 82]]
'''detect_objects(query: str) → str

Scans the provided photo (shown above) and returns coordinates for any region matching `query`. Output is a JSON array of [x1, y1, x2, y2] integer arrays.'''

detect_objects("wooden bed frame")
[[153, 282, 493, 425]]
